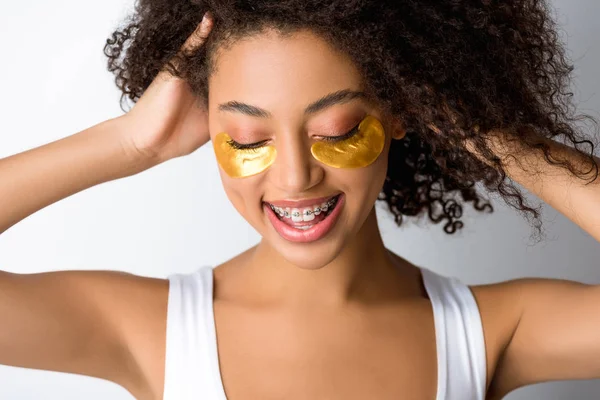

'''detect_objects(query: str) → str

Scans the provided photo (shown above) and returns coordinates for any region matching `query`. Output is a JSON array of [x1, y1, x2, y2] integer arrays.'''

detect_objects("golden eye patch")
[[213, 132, 277, 178], [310, 115, 385, 169], [213, 115, 384, 177]]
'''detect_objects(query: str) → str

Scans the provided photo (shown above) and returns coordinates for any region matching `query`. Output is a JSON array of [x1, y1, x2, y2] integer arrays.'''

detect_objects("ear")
[[390, 116, 407, 140]]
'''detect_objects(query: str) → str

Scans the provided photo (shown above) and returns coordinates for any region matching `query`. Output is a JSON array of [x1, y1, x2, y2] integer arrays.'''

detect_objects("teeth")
[[291, 209, 303, 222], [269, 195, 339, 219], [302, 208, 315, 222]]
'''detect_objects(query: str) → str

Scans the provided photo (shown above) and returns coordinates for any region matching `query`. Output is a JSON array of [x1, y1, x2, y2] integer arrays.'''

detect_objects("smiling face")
[[207, 28, 400, 269]]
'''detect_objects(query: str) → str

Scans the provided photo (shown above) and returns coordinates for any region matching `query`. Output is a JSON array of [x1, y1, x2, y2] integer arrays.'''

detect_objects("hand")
[[120, 12, 214, 162]]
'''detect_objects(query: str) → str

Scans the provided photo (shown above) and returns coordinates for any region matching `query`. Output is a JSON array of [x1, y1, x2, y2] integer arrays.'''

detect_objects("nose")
[[269, 132, 323, 194]]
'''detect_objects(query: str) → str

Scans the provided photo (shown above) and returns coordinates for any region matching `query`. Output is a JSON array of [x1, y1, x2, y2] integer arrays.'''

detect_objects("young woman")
[[1, 1, 599, 399]]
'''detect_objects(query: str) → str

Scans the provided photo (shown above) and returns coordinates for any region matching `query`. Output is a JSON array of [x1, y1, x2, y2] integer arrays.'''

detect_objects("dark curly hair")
[[104, 0, 599, 242]]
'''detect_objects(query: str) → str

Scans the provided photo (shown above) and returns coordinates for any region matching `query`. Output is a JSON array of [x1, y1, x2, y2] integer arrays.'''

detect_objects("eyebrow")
[[217, 89, 367, 118]]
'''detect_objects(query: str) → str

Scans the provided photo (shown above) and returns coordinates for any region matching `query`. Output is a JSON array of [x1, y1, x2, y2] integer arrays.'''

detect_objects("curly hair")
[[104, 0, 599, 241]]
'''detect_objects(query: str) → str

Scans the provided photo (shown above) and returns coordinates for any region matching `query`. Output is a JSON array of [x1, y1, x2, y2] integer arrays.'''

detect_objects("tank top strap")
[[420, 267, 487, 400], [163, 266, 227, 400], [164, 266, 486, 400]]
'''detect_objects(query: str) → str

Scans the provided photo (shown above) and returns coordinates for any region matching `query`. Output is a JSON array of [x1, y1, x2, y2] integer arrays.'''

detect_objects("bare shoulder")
[[470, 276, 596, 399], [465, 278, 524, 395], [0, 269, 169, 400], [104, 271, 170, 400], [468, 275, 594, 398], [70, 270, 171, 400], [61, 269, 171, 399]]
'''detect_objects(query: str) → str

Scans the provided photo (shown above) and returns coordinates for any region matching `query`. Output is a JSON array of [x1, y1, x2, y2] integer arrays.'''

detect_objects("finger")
[[157, 12, 213, 80], [180, 11, 214, 55]]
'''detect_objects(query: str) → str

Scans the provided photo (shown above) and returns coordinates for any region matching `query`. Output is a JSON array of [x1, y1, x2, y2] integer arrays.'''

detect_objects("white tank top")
[[163, 266, 487, 400]]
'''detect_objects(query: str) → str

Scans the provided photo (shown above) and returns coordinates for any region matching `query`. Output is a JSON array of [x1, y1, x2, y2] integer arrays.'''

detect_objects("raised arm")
[[462, 128, 600, 397], [0, 116, 163, 396], [0, 13, 212, 398], [0, 117, 156, 235]]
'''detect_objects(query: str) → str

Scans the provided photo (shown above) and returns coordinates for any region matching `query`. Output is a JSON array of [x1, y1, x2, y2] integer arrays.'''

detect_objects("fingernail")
[[202, 11, 212, 24]]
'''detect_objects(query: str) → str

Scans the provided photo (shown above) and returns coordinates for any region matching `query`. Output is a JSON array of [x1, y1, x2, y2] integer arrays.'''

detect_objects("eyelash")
[[226, 139, 268, 151], [226, 122, 361, 151], [320, 122, 361, 143]]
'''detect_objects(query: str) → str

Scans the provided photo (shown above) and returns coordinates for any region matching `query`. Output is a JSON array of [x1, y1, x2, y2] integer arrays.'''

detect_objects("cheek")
[[310, 115, 385, 169], [220, 176, 254, 220], [327, 145, 390, 201], [346, 143, 391, 203], [213, 132, 277, 178], [218, 165, 270, 222]]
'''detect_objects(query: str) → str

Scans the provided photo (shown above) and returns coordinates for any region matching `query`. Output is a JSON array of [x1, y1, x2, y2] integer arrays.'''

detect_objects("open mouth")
[[266, 194, 341, 229], [263, 193, 345, 243]]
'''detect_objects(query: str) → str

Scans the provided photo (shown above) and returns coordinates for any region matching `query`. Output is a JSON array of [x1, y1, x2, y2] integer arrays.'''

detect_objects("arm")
[[0, 269, 168, 397], [466, 133, 600, 242], [0, 16, 211, 395], [0, 116, 159, 234], [476, 278, 600, 398], [0, 13, 213, 235], [0, 118, 166, 394], [463, 132, 600, 396]]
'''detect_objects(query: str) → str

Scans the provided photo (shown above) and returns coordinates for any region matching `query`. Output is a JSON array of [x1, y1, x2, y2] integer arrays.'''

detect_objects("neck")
[[233, 208, 417, 309]]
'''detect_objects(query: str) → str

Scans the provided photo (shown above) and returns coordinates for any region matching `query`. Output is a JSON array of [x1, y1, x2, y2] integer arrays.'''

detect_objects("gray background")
[[0, 0, 599, 398]]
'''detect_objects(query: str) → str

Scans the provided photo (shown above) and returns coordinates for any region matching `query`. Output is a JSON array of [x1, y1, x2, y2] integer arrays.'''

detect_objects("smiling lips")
[[263, 194, 345, 243]]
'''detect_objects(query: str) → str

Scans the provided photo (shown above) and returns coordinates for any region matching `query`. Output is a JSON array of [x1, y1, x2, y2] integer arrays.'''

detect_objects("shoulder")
[[96, 271, 170, 399], [120, 267, 225, 399], [466, 278, 524, 390], [468, 275, 590, 360], [467, 276, 589, 397], [470, 276, 596, 398]]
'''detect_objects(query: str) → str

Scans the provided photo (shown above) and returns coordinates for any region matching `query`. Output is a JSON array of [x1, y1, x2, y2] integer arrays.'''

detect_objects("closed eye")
[[226, 120, 362, 150], [226, 139, 269, 151], [318, 121, 361, 143]]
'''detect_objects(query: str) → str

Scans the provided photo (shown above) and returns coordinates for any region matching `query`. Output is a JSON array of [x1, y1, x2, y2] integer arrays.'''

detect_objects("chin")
[[268, 228, 351, 270], [279, 248, 343, 270]]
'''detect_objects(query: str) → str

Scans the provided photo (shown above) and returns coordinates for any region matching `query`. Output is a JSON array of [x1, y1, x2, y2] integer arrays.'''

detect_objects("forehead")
[[208, 29, 364, 115]]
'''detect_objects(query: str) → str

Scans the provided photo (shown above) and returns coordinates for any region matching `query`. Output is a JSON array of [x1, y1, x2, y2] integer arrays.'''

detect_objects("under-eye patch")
[[310, 115, 385, 169], [213, 115, 384, 178], [213, 132, 277, 178]]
